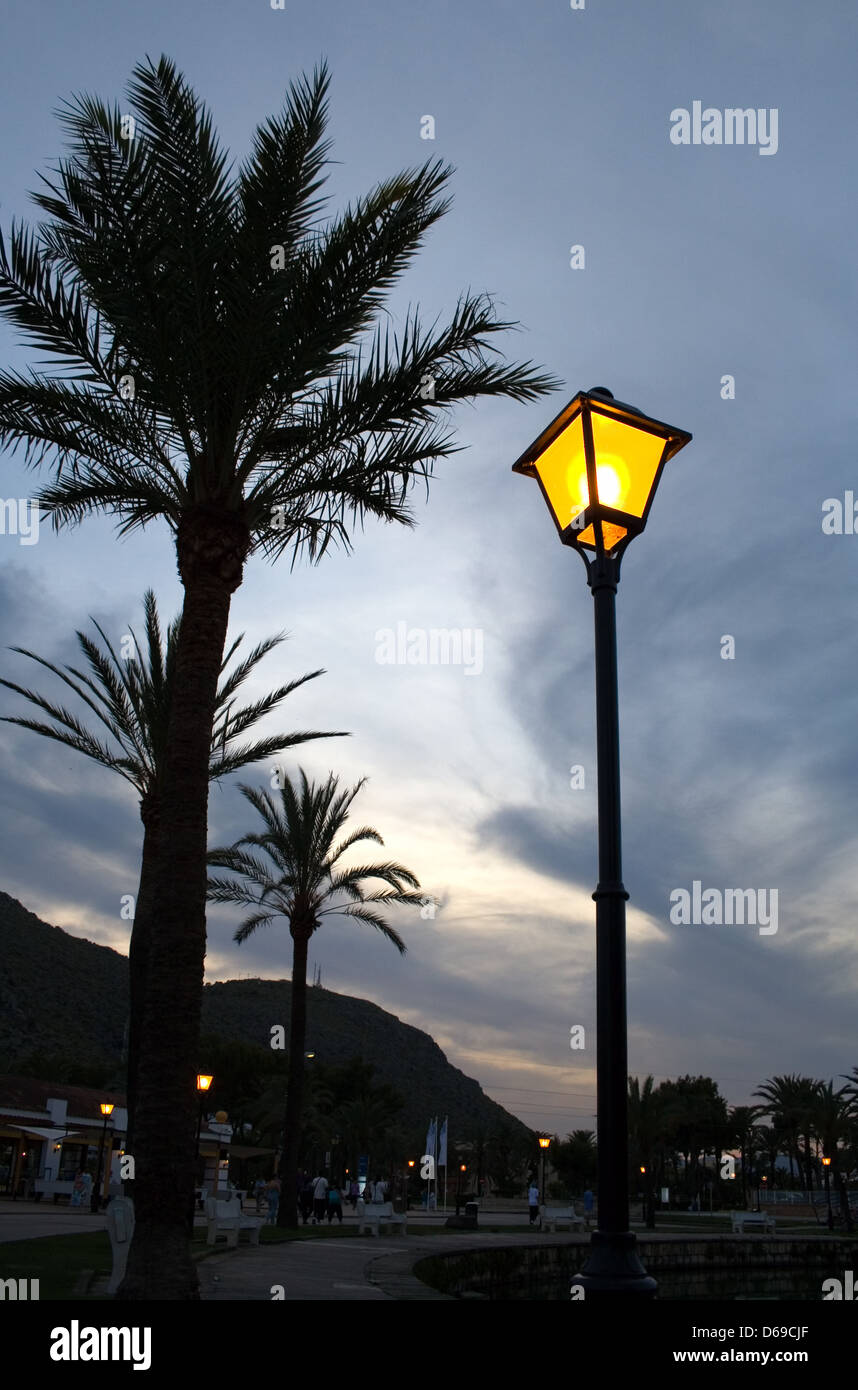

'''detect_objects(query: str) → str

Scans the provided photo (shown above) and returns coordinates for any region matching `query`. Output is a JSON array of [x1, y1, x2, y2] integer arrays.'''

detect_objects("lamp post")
[[513, 387, 692, 1297], [91, 1103, 114, 1212], [821, 1155, 833, 1230], [538, 1135, 551, 1205], [190, 1074, 214, 1230], [456, 1163, 467, 1217]]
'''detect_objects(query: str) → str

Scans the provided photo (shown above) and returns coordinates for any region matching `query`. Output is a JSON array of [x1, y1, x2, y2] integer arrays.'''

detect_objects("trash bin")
[[464, 1201, 479, 1227]]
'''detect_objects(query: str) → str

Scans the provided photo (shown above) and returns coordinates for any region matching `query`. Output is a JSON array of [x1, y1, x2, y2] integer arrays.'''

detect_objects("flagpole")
[[434, 1114, 438, 1212], [433, 1114, 437, 1211]]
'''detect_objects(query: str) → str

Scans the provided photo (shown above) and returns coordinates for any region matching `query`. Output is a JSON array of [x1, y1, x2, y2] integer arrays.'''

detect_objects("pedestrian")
[[327, 1182, 343, 1224], [265, 1175, 281, 1225], [254, 1177, 266, 1214], [583, 1188, 594, 1226], [528, 1180, 540, 1225], [71, 1170, 85, 1208], [300, 1173, 315, 1224], [371, 1176, 386, 1204], [312, 1172, 328, 1223], [348, 1178, 359, 1210]]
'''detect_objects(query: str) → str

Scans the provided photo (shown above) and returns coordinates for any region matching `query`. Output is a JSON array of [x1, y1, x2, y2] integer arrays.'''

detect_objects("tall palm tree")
[[728, 1105, 762, 1208], [628, 1075, 661, 1226], [0, 56, 557, 1297], [754, 1074, 822, 1191], [812, 1080, 853, 1230], [753, 1074, 803, 1187], [0, 590, 342, 1153], [207, 768, 422, 1228]]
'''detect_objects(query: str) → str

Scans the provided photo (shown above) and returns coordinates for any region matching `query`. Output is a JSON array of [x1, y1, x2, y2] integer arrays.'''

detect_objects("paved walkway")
[[195, 1231, 596, 1301], [0, 1205, 107, 1243]]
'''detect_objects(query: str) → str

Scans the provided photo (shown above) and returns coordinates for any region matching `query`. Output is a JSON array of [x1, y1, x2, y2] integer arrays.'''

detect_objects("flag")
[[438, 1117, 448, 1167], [425, 1117, 436, 1159]]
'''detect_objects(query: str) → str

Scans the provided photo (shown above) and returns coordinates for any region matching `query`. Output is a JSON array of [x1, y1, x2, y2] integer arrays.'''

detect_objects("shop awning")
[[7, 1125, 89, 1141]]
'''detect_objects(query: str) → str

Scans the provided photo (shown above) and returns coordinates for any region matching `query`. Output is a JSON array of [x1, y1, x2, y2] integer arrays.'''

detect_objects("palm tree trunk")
[[278, 927, 309, 1230], [834, 1168, 853, 1232], [123, 807, 160, 1170], [119, 511, 246, 1300]]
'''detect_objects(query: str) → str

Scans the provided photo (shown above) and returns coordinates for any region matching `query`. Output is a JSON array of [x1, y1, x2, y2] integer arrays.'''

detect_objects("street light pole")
[[822, 1156, 833, 1230], [580, 550, 655, 1294], [511, 386, 691, 1298], [538, 1135, 551, 1205], [91, 1103, 114, 1213]]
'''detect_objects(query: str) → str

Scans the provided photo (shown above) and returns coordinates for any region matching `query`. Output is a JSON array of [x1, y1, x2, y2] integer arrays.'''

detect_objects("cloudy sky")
[[1, 0, 856, 1137]]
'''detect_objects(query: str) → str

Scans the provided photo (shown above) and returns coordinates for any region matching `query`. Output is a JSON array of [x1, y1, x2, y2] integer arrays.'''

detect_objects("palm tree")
[[0, 56, 557, 1297], [728, 1105, 762, 1208], [0, 591, 342, 1153], [628, 1075, 661, 1227], [754, 1074, 822, 1191], [207, 768, 422, 1228], [812, 1080, 853, 1230]]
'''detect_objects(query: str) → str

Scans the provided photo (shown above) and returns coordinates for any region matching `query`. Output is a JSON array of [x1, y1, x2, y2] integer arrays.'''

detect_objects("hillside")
[[0, 891, 530, 1138]]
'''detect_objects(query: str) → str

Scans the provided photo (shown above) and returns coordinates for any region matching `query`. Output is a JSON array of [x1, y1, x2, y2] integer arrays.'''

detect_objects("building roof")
[[0, 1074, 126, 1124]]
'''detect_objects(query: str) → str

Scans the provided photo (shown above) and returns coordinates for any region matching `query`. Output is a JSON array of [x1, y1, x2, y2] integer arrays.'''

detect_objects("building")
[[0, 1076, 235, 1203]]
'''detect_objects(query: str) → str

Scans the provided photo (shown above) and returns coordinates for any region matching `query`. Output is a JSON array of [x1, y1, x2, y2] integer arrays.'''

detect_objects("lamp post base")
[[573, 1230, 657, 1299]]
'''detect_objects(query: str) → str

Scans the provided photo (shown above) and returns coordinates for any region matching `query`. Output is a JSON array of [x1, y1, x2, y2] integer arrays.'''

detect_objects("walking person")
[[348, 1178, 359, 1210], [254, 1177, 266, 1215], [528, 1179, 540, 1226], [265, 1175, 281, 1225], [583, 1188, 594, 1228], [312, 1172, 328, 1224], [300, 1173, 315, 1224], [327, 1181, 344, 1224]]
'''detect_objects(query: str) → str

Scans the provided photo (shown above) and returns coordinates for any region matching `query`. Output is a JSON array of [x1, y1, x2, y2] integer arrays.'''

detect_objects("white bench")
[[731, 1210, 775, 1234], [356, 1199, 407, 1237], [33, 1179, 76, 1203], [206, 1194, 264, 1247], [539, 1204, 584, 1233]]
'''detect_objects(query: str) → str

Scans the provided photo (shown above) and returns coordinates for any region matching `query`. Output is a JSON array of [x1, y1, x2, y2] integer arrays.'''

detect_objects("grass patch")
[[0, 1232, 112, 1300]]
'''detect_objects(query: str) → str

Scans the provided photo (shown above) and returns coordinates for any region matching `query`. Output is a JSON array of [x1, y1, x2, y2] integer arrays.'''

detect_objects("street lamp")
[[538, 1136, 551, 1205], [456, 1163, 467, 1217], [513, 387, 692, 1297], [191, 1074, 214, 1227], [91, 1103, 114, 1212], [822, 1155, 833, 1230]]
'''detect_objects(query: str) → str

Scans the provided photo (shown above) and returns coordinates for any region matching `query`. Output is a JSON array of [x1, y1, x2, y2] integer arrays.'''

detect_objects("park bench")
[[356, 1199, 407, 1237], [33, 1178, 75, 1203], [539, 1204, 584, 1233], [205, 1194, 263, 1248], [731, 1210, 775, 1234]]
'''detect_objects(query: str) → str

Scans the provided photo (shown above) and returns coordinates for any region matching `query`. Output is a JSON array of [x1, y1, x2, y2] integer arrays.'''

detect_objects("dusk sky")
[[1, 0, 856, 1137]]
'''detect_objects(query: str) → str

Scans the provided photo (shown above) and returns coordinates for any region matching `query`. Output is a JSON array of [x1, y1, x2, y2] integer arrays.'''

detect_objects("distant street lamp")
[[456, 1163, 467, 1217], [196, 1074, 213, 1147], [513, 387, 692, 1297], [190, 1074, 214, 1230], [822, 1155, 833, 1230], [91, 1103, 114, 1213], [538, 1136, 551, 1205]]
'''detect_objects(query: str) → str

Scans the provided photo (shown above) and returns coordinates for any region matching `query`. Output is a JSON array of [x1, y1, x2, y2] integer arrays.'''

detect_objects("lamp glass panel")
[[590, 411, 666, 520], [531, 413, 588, 531], [576, 521, 628, 551]]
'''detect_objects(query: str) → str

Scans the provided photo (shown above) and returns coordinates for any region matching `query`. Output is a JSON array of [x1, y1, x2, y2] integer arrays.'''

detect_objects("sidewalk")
[[196, 1230, 590, 1302], [0, 1202, 107, 1243]]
